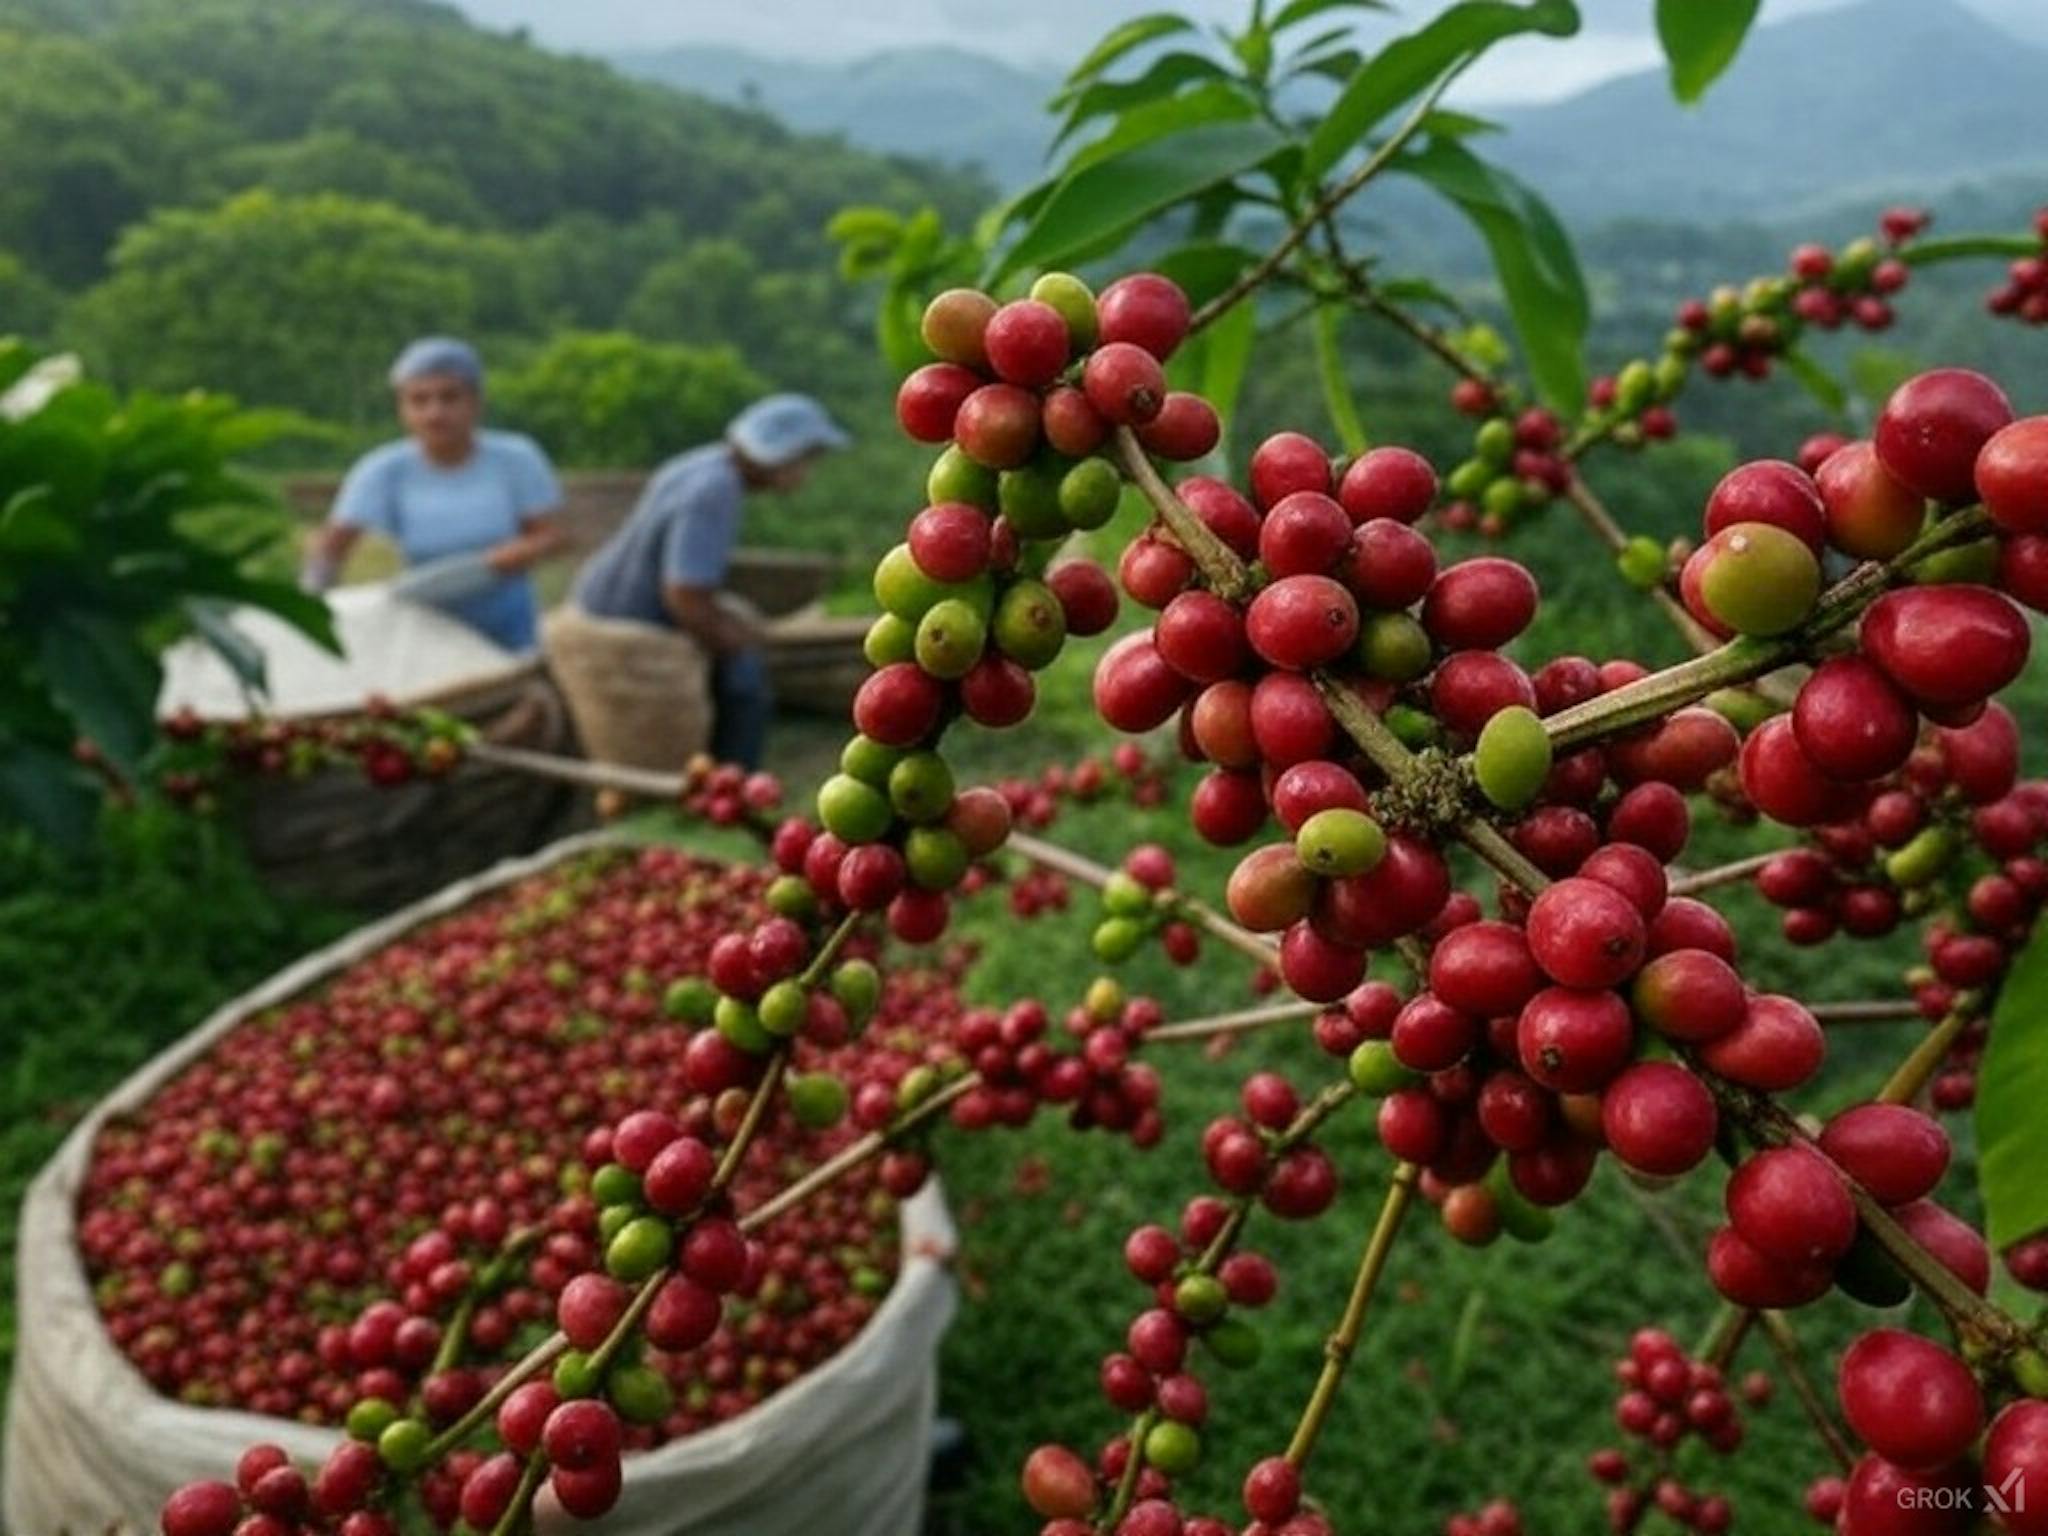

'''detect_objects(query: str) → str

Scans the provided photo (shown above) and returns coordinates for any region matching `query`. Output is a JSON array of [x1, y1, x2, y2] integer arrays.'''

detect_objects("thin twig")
[[1668, 850, 1781, 897], [1760, 1310, 1857, 1473]]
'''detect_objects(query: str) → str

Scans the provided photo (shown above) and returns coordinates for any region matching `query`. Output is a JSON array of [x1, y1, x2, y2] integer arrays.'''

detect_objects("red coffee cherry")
[[1525, 877, 1648, 990], [1191, 767, 1270, 846], [1155, 590, 1251, 684], [983, 299, 1070, 387], [1260, 491, 1354, 577], [1390, 992, 1480, 1073], [1243, 1457, 1302, 1524], [1082, 342, 1167, 426], [1508, 1135, 1598, 1207], [1704, 459, 1826, 552], [1279, 920, 1367, 1002], [1476, 1070, 1552, 1152], [1606, 782, 1692, 864], [1792, 656, 1919, 782], [1706, 1225, 1833, 1309], [1430, 652, 1537, 742], [1136, 392, 1221, 460], [954, 382, 1044, 467], [1347, 518, 1438, 608], [1270, 759, 1370, 832], [1022, 1445, 1099, 1521], [1429, 922, 1543, 1018], [1838, 1329, 1984, 1472], [1095, 633, 1193, 733], [1740, 715, 1866, 827], [1421, 558, 1540, 649], [1875, 367, 2014, 503], [1250, 431, 1333, 509], [1042, 385, 1109, 456], [1839, 1453, 1976, 1536], [960, 653, 1036, 727], [1937, 702, 2019, 803], [1631, 948, 1745, 1042], [853, 662, 943, 746], [896, 362, 981, 443], [1984, 1401, 2048, 1536], [1601, 1062, 1717, 1176], [1339, 446, 1436, 524], [1727, 1146, 1855, 1266], [1096, 272, 1191, 360], [908, 502, 994, 583], [1578, 842, 1667, 920], [1698, 993, 1824, 1092], [1048, 559, 1120, 637], [1860, 585, 2030, 709], [1604, 707, 1739, 792], [1250, 672, 1336, 765], [1516, 986, 1634, 1093], [1818, 1104, 1950, 1205], [1893, 1200, 1991, 1294], [1246, 574, 1360, 670], [1181, 476, 1262, 557], [162, 1484, 242, 1536], [1314, 834, 1451, 947], [1378, 1086, 1449, 1163], [1976, 415, 2048, 534], [1815, 440, 1926, 559]]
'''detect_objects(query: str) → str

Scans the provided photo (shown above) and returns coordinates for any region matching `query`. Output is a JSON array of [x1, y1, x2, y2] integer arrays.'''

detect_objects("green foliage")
[[1654, 0, 1763, 105], [0, 253, 60, 341], [1976, 923, 2048, 1249], [491, 332, 767, 471], [0, 340, 332, 842]]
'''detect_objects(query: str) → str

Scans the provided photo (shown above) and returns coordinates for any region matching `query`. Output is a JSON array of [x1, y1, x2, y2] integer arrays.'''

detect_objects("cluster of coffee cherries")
[[1667, 209, 1926, 385], [1437, 395, 1586, 538], [1985, 207, 2048, 325], [945, 979, 1167, 1147], [667, 755, 785, 828], [1585, 1328, 1759, 1535], [1825, 1333, 2048, 1536], [1093, 845, 1203, 968], [154, 699, 466, 807]]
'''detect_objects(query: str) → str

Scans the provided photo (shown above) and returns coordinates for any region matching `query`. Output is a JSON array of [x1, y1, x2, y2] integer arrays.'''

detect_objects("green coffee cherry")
[[788, 1072, 850, 1130], [376, 1417, 433, 1473], [915, 597, 988, 680], [1144, 1420, 1202, 1477], [662, 977, 717, 1023], [1092, 917, 1145, 963], [610, 1363, 674, 1425], [1482, 476, 1526, 522], [597, 1203, 633, 1246], [1616, 536, 1667, 591], [606, 1216, 673, 1282], [1029, 271, 1097, 348], [1474, 418, 1515, 465], [1699, 522, 1819, 637], [1348, 1040, 1417, 1096], [765, 873, 817, 920], [1173, 1273, 1228, 1324], [552, 1350, 602, 1400], [898, 1064, 939, 1111], [1101, 871, 1154, 917], [1704, 687, 1776, 732], [1911, 537, 2001, 586], [1446, 458, 1491, 500], [1202, 1317, 1262, 1369], [904, 825, 969, 890], [841, 734, 903, 786], [1653, 353, 1689, 400], [1615, 359, 1656, 415], [928, 445, 998, 509], [1358, 611, 1432, 683], [2011, 1349, 2048, 1399], [873, 543, 951, 622], [1384, 704, 1439, 750], [888, 750, 956, 823], [715, 995, 772, 1053], [590, 1163, 641, 1209], [1294, 807, 1386, 877], [831, 959, 880, 1027], [1482, 1161, 1555, 1244], [1084, 976, 1125, 1021], [998, 459, 1069, 539], [1885, 825, 1957, 888], [347, 1397, 400, 1444], [817, 773, 893, 844], [992, 579, 1066, 669], [863, 614, 914, 668], [758, 979, 808, 1037], [1059, 458, 1121, 530], [1473, 706, 1553, 811]]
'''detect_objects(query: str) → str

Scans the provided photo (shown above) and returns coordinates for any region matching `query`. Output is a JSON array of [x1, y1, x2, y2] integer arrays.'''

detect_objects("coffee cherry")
[[1740, 715, 1863, 828], [1347, 518, 1438, 608], [1525, 878, 1646, 990], [955, 383, 1043, 468], [1984, 1401, 2048, 1536], [1429, 922, 1541, 1017], [1839, 1454, 1974, 1536], [921, 287, 996, 367], [1083, 343, 1167, 426], [1601, 1062, 1716, 1176], [1838, 1329, 1984, 1471], [163, 1483, 242, 1536], [1095, 633, 1193, 733], [1023, 1445, 1099, 1520], [1294, 807, 1386, 878], [1474, 706, 1552, 811], [1792, 656, 1919, 782], [1707, 1225, 1832, 1309], [1631, 949, 1744, 1042], [909, 503, 994, 583], [1243, 1457, 1301, 1524], [1260, 491, 1353, 577], [1860, 585, 2029, 709], [1156, 591, 1249, 684], [1250, 432, 1332, 508], [1279, 920, 1367, 1002], [1048, 560, 1119, 636], [984, 300, 1070, 387], [897, 363, 981, 442], [1976, 416, 2048, 534], [1338, 446, 1436, 524], [1727, 1146, 1855, 1266], [1893, 1201, 1991, 1294], [1818, 1104, 1949, 1205], [1390, 992, 1479, 1073], [550, 1461, 623, 1520], [542, 1399, 622, 1472], [1136, 393, 1221, 460], [1875, 367, 2014, 502], [1422, 558, 1539, 649], [1096, 273, 1190, 360], [1705, 460, 1826, 551], [1246, 575, 1359, 670], [1697, 522, 1820, 636], [1517, 986, 1634, 1093], [1815, 440, 1925, 559], [1431, 652, 1537, 742]]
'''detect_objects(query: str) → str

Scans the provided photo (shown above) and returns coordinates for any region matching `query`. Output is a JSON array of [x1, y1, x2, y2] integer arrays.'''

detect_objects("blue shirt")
[[573, 445, 744, 625], [333, 430, 561, 650]]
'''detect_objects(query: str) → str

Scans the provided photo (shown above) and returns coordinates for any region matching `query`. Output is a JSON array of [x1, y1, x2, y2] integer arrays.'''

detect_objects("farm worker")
[[301, 337, 565, 651], [547, 394, 849, 772]]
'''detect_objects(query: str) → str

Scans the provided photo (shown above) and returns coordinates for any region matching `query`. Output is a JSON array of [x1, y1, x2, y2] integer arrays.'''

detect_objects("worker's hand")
[[483, 540, 528, 575]]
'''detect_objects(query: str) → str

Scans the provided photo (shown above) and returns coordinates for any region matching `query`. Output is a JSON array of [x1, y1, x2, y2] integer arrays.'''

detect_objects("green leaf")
[[877, 279, 927, 376], [1052, 51, 1234, 147], [1065, 81, 1261, 174], [1314, 304, 1368, 453], [992, 121, 1289, 281], [184, 598, 269, 699], [1780, 349, 1847, 416], [0, 738, 97, 849], [1063, 12, 1194, 88], [1977, 923, 2048, 1249], [1376, 275, 1468, 316], [1419, 108, 1502, 139], [1303, 0, 1579, 182], [1654, 0, 1761, 104], [1168, 284, 1259, 428], [1152, 241, 1263, 309], [1288, 47, 1365, 84], [1273, 0, 1388, 30], [0, 486, 80, 559], [1394, 137, 1587, 409], [34, 608, 161, 773]]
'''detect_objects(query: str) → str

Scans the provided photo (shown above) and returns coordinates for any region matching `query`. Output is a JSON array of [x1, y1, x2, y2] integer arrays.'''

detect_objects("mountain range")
[[615, 0, 2048, 222]]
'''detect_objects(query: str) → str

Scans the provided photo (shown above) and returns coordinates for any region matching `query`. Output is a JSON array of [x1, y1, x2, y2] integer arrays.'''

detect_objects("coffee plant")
[[121, 2, 2048, 1533]]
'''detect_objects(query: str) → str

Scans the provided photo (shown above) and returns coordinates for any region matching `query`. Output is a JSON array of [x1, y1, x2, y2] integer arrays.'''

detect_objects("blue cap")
[[389, 337, 483, 390], [727, 393, 851, 469]]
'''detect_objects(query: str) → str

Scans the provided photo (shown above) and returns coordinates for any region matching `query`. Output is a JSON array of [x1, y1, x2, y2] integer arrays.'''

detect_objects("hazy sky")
[[443, 0, 1910, 103]]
